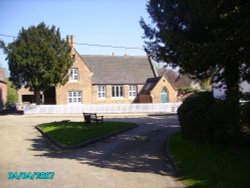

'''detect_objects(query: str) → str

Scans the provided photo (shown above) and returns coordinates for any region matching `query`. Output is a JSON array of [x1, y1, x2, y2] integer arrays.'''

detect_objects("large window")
[[68, 91, 82, 103], [129, 85, 137, 97], [69, 68, 79, 81], [97, 85, 106, 98], [111, 85, 123, 98]]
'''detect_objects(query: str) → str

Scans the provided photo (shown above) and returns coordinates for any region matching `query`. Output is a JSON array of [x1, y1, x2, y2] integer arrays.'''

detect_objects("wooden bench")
[[83, 113, 104, 124]]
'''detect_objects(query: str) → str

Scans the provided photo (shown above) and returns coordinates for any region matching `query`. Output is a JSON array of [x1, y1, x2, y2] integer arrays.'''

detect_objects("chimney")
[[66, 35, 75, 48], [0, 68, 5, 80]]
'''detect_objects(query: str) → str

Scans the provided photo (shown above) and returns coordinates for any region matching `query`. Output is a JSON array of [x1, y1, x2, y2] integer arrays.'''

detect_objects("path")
[[0, 114, 184, 188]]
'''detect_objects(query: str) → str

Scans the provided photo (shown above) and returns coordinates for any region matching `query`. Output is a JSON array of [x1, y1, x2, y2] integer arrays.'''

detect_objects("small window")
[[68, 91, 82, 103], [69, 68, 79, 81], [160, 88, 168, 103], [97, 85, 106, 98], [129, 85, 137, 97], [111, 85, 123, 98]]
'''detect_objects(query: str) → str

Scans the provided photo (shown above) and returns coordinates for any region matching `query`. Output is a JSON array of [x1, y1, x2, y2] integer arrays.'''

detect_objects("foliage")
[[170, 133, 250, 188], [240, 92, 250, 102], [199, 77, 212, 91], [2, 22, 73, 104], [241, 102, 250, 128], [207, 100, 242, 144], [141, 0, 250, 84], [178, 92, 242, 144], [141, 0, 250, 125], [178, 87, 201, 94], [7, 81, 18, 104], [177, 92, 215, 143], [39, 121, 136, 146]]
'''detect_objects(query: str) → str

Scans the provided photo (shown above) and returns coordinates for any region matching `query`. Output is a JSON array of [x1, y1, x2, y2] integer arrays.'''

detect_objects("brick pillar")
[[66, 35, 75, 48], [0, 68, 5, 80]]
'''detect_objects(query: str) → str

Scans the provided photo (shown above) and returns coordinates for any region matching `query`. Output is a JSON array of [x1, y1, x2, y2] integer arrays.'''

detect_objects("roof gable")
[[81, 55, 156, 84], [140, 75, 176, 94], [151, 75, 177, 92]]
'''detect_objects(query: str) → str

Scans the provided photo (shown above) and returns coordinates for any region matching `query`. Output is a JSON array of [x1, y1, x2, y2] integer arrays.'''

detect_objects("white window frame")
[[69, 68, 79, 82], [97, 85, 106, 99], [68, 91, 82, 103], [111, 85, 124, 98], [129, 85, 137, 97]]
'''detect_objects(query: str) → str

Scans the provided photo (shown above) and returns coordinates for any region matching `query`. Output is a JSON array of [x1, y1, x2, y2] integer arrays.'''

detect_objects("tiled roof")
[[140, 77, 161, 94], [81, 55, 156, 84]]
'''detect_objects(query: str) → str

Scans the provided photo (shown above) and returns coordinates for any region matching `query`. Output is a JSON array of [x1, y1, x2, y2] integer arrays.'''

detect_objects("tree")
[[2, 22, 73, 104], [141, 0, 250, 127], [7, 81, 18, 104]]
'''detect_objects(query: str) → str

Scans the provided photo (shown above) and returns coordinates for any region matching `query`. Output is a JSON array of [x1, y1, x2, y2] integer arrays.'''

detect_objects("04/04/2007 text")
[[8, 172, 55, 180]]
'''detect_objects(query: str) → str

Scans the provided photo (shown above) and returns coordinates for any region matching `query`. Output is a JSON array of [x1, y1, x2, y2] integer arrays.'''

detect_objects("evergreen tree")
[[2, 22, 73, 104], [141, 0, 250, 128]]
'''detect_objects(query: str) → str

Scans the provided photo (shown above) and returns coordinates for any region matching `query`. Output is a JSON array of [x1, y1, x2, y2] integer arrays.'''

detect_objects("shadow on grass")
[[27, 116, 183, 177], [170, 133, 250, 188]]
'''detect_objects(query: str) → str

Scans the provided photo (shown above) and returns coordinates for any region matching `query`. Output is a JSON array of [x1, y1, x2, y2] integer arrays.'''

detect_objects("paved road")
[[0, 114, 184, 188]]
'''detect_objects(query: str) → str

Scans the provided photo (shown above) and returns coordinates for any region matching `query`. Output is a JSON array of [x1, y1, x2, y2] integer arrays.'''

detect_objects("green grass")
[[39, 121, 136, 146], [170, 133, 250, 188]]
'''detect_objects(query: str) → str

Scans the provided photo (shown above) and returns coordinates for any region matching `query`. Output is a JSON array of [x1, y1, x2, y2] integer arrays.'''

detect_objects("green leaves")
[[4, 22, 73, 104], [142, 0, 250, 101], [141, 0, 250, 82], [7, 81, 18, 104]]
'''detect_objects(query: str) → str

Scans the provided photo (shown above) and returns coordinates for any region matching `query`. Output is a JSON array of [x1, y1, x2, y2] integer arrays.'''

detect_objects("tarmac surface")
[[0, 114, 185, 188]]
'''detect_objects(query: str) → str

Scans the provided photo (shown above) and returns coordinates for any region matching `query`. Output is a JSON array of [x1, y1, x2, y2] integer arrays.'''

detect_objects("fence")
[[24, 102, 182, 115]]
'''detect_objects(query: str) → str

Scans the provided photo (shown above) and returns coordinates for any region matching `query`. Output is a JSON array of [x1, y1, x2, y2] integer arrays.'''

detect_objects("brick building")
[[18, 35, 178, 104], [0, 68, 7, 108]]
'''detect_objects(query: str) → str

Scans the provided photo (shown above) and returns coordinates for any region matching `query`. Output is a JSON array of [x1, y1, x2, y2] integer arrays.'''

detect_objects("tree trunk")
[[224, 61, 241, 141], [225, 62, 240, 107], [34, 87, 41, 105]]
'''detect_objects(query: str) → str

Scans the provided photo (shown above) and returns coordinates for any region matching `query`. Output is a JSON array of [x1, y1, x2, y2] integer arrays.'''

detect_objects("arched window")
[[160, 88, 169, 103]]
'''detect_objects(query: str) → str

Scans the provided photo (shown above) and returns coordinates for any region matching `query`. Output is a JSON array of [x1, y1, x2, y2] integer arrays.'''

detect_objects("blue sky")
[[0, 0, 150, 73]]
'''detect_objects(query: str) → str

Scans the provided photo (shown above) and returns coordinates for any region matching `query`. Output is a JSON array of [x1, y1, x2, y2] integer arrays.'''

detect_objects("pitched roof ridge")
[[81, 54, 155, 84], [81, 54, 147, 58]]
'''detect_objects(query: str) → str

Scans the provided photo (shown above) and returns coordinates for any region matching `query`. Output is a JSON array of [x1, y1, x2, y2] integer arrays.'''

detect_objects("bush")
[[178, 92, 241, 144], [207, 100, 241, 144], [177, 92, 215, 143], [241, 102, 250, 128]]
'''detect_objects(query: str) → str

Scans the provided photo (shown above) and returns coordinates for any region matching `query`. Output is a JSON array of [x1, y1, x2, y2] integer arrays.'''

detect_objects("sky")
[[0, 0, 151, 74]]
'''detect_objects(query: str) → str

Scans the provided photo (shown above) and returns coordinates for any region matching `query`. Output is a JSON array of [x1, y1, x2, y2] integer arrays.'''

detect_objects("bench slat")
[[83, 113, 104, 124]]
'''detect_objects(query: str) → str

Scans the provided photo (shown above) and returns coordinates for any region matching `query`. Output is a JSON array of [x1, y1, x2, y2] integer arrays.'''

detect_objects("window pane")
[[69, 68, 79, 81], [112, 87, 115, 97], [120, 86, 123, 97], [98, 86, 106, 98], [112, 85, 124, 97], [129, 85, 137, 97], [68, 91, 82, 103], [116, 86, 119, 97]]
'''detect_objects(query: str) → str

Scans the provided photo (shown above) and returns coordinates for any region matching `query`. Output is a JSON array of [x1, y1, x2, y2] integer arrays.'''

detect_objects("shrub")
[[241, 102, 250, 128], [178, 92, 241, 144], [207, 100, 241, 144], [177, 92, 215, 143]]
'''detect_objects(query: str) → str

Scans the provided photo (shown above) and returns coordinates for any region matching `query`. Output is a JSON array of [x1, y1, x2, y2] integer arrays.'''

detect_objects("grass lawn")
[[170, 133, 250, 188], [39, 121, 136, 146]]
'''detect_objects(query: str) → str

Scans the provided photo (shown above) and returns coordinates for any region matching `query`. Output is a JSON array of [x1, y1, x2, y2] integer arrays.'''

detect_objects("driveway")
[[0, 114, 184, 188]]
